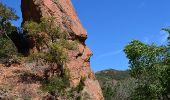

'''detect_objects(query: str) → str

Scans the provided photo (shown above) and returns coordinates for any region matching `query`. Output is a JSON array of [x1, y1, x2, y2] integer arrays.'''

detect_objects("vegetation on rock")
[[22, 16, 88, 99], [23, 17, 76, 63], [41, 70, 87, 100]]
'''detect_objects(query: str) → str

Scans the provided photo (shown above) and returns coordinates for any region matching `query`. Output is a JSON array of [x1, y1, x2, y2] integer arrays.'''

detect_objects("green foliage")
[[41, 76, 69, 93], [57, 39, 77, 50], [45, 43, 67, 64], [41, 70, 87, 100], [97, 29, 170, 100], [23, 17, 76, 64], [69, 77, 85, 95], [0, 2, 18, 35], [76, 79, 84, 93], [161, 28, 170, 98], [112, 78, 136, 100], [102, 84, 115, 100], [96, 69, 136, 100], [65, 77, 87, 100], [0, 2, 18, 21], [0, 36, 20, 60], [95, 69, 130, 86], [124, 40, 167, 78], [23, 17, 70, 46], [124, 39, 170, 99], [41, 68, 70, 93], [25, 52, 44, 62], [23, 17, 79, 99], [162, 28, 170, 47], [0, 2, 18, 59], [23, 21, 40, 35]]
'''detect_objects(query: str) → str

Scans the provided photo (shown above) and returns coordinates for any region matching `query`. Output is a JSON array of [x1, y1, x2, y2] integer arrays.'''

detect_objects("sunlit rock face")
[[21, 0, 104, 99]]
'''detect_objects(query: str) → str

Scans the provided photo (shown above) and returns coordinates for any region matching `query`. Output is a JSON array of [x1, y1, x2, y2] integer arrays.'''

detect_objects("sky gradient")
[[0, 0, 169, 72]]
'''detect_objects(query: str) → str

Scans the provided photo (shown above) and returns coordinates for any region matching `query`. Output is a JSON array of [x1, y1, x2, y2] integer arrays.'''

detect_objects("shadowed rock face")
[[8, 31, 30, 56], [21, 0, 103, 99]]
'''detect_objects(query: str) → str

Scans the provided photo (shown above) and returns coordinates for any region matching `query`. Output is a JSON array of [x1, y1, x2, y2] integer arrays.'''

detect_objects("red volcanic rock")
[[21, 0, 103, 99]]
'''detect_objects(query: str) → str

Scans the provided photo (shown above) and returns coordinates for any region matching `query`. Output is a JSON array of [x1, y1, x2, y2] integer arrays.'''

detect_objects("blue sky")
[[1, 0, 169, 72]]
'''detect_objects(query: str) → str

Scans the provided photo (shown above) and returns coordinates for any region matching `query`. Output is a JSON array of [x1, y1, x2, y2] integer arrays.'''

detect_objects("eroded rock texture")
[[21, 0, 103, 99]]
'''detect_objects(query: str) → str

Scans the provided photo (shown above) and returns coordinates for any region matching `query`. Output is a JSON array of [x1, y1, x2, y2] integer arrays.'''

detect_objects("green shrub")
[[44, 43, 67, 64], [23, 17, 77, 64], [57, 39, 77, 50], [25, 52, 45, 62], [41, 76, 68, 93], [102, 84, 115, 100], [0, 36, 17, 58], [66, 77, 86, 100], [41, 68, 70, 93], [23, 17, 70, 47]]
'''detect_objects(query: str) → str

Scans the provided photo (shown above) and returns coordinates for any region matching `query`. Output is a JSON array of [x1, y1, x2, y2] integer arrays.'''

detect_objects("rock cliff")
[[20, 0, 103, 99]]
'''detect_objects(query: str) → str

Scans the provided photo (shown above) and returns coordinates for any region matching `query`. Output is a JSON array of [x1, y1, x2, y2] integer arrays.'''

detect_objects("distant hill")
[[95, 69, 130, 86], [95, 69, 136, 100]]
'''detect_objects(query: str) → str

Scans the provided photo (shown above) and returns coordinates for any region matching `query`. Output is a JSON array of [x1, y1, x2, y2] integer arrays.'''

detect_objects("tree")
[[161, 28, 170, 98], [124, 39, 169, 99], [112, 78, 136, 100], [0, 2, 19, 58], [102, 84, 115, 100], [0, 2, 18, 36]]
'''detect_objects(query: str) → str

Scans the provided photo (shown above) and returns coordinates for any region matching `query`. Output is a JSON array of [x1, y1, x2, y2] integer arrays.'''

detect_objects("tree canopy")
[[0, 2, 19, 58], [124, 30, 170, 99]]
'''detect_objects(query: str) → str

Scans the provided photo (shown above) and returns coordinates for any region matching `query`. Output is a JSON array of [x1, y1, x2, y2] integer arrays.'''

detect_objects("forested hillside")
[[96, 69, 136, 100]]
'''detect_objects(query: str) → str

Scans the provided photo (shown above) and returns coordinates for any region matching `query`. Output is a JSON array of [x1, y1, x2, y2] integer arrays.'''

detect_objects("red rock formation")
[[21, 0, 104, 99]]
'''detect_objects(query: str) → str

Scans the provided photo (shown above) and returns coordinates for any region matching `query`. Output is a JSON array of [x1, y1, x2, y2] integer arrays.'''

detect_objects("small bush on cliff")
[[23, 17, 75, 50], [45, 43, 67, 64], [0, 36, 17, 58], [41, 69, 86, 99], [41, 73, 70, 94], [67, 77, 86, 100], [23, 17, 76, 64]]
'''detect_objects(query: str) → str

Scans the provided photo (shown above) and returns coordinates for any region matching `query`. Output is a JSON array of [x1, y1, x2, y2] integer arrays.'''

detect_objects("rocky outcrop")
[[21, 0, 103, 99], [0, 63, 46, 99]]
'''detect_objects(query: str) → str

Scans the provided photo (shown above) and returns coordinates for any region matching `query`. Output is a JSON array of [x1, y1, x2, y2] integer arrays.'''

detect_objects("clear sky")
[[0, 0, 169, 72]]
